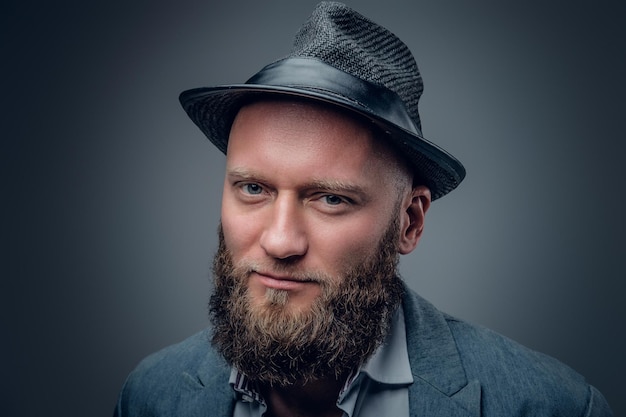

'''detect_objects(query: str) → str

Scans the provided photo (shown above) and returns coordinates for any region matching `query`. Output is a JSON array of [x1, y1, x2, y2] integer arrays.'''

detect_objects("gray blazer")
[[114, 286, 613, 416]]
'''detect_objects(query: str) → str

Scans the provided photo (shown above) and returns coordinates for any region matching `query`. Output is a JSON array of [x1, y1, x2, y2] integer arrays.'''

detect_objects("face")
[[221, 99, 416, 314], [211, 98, 431, 385]]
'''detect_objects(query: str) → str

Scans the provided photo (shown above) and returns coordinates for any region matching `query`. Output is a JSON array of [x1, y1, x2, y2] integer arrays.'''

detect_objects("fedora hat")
[[179, 1, 465, 200]]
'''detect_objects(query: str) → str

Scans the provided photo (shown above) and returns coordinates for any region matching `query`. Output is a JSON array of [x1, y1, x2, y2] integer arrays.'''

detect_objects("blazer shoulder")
[[445, 315, 613, 416], [114, 328, 233, 416], [401, 287, 612, 416]]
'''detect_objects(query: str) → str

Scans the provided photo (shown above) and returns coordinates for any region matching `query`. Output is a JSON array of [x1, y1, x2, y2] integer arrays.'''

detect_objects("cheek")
[[311, 218, 391, 270], [220, 218, 238, 253], [220, 204, 256, 257], [222, 225, 252, 258]]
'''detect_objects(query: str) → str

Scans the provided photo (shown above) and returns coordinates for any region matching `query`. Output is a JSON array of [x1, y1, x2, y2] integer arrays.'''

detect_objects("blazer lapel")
[[403, 287, 481, 417], [187, 345, 235, 417]]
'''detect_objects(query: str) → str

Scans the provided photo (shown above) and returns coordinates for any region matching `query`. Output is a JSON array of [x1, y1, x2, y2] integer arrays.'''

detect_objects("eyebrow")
[[305, 178, 369, 199], [226, 167, 264, 181], [226, 167, 370, 200]]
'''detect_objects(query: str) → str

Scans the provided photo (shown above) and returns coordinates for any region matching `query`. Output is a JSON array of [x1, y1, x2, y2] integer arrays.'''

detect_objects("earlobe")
[[398, 185, 431, 255]]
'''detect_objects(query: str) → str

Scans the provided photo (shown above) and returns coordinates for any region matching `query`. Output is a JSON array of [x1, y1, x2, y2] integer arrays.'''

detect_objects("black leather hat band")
[[246, 57, 421, 137]]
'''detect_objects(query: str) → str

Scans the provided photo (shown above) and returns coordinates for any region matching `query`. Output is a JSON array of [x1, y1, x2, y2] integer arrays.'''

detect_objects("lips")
[[254, 271, 316, 291]]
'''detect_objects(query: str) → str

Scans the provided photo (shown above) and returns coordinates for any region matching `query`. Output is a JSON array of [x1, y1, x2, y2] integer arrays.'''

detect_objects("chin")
[[251, 288, 317, 315]]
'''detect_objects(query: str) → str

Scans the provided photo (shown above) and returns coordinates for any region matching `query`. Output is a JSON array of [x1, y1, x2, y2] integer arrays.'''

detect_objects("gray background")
[[3, 0, 624, 416]]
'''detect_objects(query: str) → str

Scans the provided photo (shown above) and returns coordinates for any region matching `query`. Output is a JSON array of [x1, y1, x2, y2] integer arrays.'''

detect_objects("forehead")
[[226, 99, 400, 177]]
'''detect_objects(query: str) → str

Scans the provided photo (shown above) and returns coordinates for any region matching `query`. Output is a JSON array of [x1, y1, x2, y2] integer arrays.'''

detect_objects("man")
[[114, 2, 613, 416]]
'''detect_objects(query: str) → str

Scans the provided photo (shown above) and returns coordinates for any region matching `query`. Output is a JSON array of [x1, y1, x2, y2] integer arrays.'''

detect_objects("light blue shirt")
[[230, 306, 413, 417]]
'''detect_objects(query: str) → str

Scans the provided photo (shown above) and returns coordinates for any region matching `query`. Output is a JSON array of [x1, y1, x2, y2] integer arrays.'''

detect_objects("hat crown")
[[289, 1, 423, 130]]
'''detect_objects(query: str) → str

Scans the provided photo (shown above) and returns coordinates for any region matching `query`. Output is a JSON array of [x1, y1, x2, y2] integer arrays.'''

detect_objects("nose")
[[259, 194, 308, 260]]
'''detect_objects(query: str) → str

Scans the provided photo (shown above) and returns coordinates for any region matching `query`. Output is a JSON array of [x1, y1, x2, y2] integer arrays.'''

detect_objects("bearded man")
[[114, 2, 612, 416]]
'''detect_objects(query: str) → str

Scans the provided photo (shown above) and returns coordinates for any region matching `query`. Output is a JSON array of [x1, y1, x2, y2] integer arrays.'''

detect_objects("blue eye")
[[243, 183, 263, 195], [324, 195, 344, 205]]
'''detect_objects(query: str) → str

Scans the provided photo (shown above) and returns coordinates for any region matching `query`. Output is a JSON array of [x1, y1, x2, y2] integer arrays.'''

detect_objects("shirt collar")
[[359, 304, 413, 385], [229, 367, 265, 405]]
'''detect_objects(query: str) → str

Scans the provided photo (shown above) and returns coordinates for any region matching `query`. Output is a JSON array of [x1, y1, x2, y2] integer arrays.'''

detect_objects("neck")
[[260, 376, 346, 417]]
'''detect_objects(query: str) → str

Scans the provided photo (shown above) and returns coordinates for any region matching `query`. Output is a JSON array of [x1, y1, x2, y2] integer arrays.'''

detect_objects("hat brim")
[[179, 83, 465, 200]]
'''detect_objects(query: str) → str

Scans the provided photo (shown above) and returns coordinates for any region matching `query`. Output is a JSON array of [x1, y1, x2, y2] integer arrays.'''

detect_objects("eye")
[[323, 194, 346, 206], [242, 183, 263, 195]]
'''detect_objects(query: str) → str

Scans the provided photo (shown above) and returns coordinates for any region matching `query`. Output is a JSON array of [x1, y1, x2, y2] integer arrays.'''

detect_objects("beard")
[[208, 218, 405, 387]]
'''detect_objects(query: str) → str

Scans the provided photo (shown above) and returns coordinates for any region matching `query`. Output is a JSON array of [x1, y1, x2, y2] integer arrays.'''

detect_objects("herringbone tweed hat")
[[180, 1, 465, 200]]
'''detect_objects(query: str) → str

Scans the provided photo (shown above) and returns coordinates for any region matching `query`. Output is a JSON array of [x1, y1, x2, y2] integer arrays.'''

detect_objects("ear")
[[398, 185, 431, 255]]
